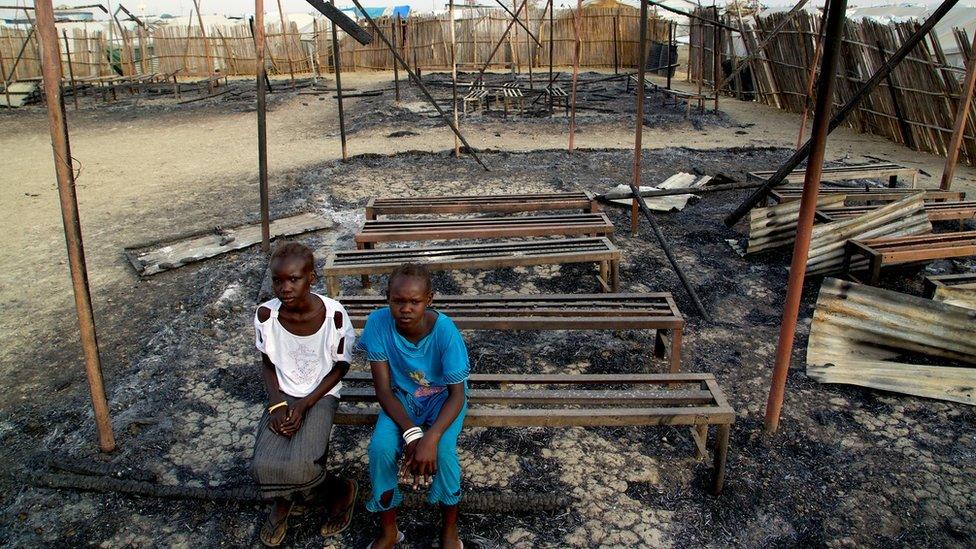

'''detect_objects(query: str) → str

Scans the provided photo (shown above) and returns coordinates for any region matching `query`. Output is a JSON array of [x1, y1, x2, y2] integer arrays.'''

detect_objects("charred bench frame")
[[769, 187, 964, 205], [365, 191, 598, 220], [818, 200, 976, 225], [334, 371, 735, 495], [749, 162, 919, 191], [326, 237, 620, 295], [341, 292, 683, 372], [844, 231, 976, 285], [354, 213, 614, 247]]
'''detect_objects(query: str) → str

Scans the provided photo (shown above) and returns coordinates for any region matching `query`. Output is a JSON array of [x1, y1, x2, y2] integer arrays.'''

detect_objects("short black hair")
[[270, 241, 315, 274], [387, 263, 432, 295]]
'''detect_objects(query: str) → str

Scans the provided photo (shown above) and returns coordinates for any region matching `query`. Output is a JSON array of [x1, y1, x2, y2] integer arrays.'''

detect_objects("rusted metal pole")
[[392, 16, 400, 102], [568, 1, 581, 151], [940, 31, 976, 190], [548, 0, 554, 114], [330, 0, 347, 161], [256, 0, 270, 252], [764, 0, 847, 434], [712, 5, 721, 112], [62, 29, 79, 111], [631, 0, 648, 235], [796, 6, 827, 148], [666, 20, 673, 89], [35, 0, 116, 453], [450, 0, 460, 157], [726, 0, 961, 227]]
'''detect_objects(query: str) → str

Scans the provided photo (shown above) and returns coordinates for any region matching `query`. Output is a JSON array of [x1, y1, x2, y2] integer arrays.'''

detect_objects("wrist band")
[[268, 401, 288, 414], [402, 426, 423, 444]]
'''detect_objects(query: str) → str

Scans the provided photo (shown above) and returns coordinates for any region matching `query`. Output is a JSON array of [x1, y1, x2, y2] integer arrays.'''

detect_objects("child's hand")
[[269, 407, 290, 436], [407, 436, 438, 489], [279, 398, 310, 436]]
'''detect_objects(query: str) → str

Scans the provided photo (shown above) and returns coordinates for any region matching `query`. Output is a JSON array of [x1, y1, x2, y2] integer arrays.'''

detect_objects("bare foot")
[[370, 528, 401, 549]]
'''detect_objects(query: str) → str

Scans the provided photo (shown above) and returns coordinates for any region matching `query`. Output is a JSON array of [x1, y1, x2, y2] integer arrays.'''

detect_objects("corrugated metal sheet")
[[806, 278, 976, 405], [805, 194, 932, 275], [934, 286, 976, 310], [746, 195, 846, 254]]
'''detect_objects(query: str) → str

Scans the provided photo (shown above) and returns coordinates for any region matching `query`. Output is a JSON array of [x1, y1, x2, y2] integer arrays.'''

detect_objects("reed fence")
[[690, 8, 976, 165], [0, 6, 671, 82]]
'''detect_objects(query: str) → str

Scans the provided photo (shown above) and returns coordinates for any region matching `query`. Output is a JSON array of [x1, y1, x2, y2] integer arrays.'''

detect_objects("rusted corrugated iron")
[[804, 194, 932, 275], [746, 194, 846, 254], [807, 278, 976, 405], [934, 286, 976, 309]]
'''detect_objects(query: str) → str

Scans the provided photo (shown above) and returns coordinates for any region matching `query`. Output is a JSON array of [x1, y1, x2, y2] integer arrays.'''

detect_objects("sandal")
[[366, 530, 405, 548], [320, 479, 359, 537], [259, 500, 294, 547]]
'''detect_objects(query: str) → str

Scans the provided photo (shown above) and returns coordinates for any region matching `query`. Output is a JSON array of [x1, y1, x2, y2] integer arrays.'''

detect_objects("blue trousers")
[[366, 388, 467, 512]]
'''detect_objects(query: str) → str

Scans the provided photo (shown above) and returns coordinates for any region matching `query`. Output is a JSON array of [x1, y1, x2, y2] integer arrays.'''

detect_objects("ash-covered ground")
[[1, 148, 973, 547]]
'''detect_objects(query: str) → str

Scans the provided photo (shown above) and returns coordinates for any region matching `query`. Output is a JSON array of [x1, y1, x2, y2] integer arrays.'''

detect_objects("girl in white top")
[[250, 242, 358, 547]]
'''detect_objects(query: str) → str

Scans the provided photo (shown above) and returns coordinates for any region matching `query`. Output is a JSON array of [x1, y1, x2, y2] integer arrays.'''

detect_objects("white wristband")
[[402, 427, 423, 444]]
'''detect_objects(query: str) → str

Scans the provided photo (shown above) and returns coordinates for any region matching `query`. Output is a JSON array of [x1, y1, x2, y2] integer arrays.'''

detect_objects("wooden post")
[[632, 0, 649, 235], [192, 0, 214, 92], [276, 0, 296, 85], [0, 35, 10, 107], [877, 40, 914, 150], [255, 0, 270, 252], [330, 0, 348, 161], [797, 6, 828, 147], [450, 0, 460, 157], [712, 5, 721, 112], [512, 0, 520, 75], [35, 0, 116, 453], [526, 2, 533, 88], [392, 16, 400, 101], [941, 31, 976, 190], [548, 0, 554, 114], [612, 14, 619, 75], [666, 20, 674, 89], [568, 1, 582, 151], [63, 29, 79, 110]]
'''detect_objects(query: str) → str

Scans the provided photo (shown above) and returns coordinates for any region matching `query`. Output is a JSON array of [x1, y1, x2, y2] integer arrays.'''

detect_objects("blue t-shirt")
[[357, 308, 470, 397]]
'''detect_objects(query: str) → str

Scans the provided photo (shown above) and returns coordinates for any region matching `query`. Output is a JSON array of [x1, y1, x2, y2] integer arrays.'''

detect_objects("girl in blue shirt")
[[357, 263, 469, 549]]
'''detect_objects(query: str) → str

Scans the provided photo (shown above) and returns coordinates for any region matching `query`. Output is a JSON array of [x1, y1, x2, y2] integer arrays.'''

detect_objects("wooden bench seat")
[[326, 237, 620, 295], [463, 86, 489, 116], [749, 162, 918, 188], [769, 187, 964, 204], [844, 231, 976, 284], [354, 213, 614, 246], [365, 192, 597, 219], [342, 292, 683, 370], [818, 200, 976, 223], [493, 83, 525, 117], [334, 371, 734, 494], [543, 86, 570, 115]]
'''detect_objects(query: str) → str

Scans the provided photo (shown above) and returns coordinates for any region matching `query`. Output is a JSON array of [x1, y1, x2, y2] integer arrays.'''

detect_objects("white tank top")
[[254, 293, 354, 399]]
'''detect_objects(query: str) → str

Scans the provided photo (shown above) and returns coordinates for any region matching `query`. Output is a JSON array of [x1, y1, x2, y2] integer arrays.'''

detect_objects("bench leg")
[[711, 424, 730, 495], [327, 276, 339, 298], [888, 174, 898, 188], [669, 327, 683, 373], [868, 255, 883, 286], [653, 330, 667, 360], [692, 424, 708, 460], [357, 242, 372, 288], [610, 259, 620, 292], [599, 261, 610, 292]]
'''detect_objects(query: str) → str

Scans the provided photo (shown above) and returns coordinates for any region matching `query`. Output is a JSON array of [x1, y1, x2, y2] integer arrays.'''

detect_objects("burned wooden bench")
[[325, 237, 620, 295], [749, 162, 919, 189], [342, 292, 683, 371], [365, 191, 598, 219], [493, 83, 525, 117], [462, 85, 489, 116], [818, 200, 976, 225], [334, 371, 734, 494], [354, 213, 614, 247], [769, 187, 964, 204], [844, 231, 976, 285], [543, 85, 570, 115]]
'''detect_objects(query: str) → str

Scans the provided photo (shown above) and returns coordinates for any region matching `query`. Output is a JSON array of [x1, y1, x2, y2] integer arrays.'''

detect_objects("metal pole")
[[712, 4, 721, 112], [493, 0, 542, 46], [256, 0, 271, 252], [764, 0, 847, 434], [631, 0, 648, 235], [192, 0, 214, 93], [392, 16, 400, 102], [612, 15, 619, 75], [476, 0, 530, 79], [63, 29, 79, 111], [450, 0, 460, 157], [276, 0, 296, 86], [797, 6, 827, 148], [35, 0, 116, 453], [726, 0, 960, 227], [568, 1, 581, 151], [330, 0, 347, 161], [548, 0, 554, 114], [666, 20, 673, 89], [940, 30, 976, 190], [350, 0, 489, 170]]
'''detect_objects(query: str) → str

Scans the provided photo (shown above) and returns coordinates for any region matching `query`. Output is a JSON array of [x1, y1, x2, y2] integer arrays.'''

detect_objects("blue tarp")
[[339, 5, 410, 20]]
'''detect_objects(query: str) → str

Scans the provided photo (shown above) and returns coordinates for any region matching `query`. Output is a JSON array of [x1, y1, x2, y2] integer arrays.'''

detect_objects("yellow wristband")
[[268, 401, 288, 414]]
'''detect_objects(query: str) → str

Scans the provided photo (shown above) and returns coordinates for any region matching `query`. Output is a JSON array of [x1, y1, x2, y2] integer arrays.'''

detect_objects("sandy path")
[[1, 69, 974, 400]]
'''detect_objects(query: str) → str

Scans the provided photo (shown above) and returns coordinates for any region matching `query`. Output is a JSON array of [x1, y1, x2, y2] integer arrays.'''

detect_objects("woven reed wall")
[[689, 8, 976, 164], [0, 6, 670, 81]]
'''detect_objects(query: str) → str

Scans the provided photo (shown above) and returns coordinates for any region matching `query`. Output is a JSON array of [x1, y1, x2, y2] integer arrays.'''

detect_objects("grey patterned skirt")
[[250, 394, 339, 499]]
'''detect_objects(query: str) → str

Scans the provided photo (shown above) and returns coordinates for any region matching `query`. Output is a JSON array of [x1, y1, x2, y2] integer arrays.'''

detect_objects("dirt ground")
[[0, 69, 974, 547]]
